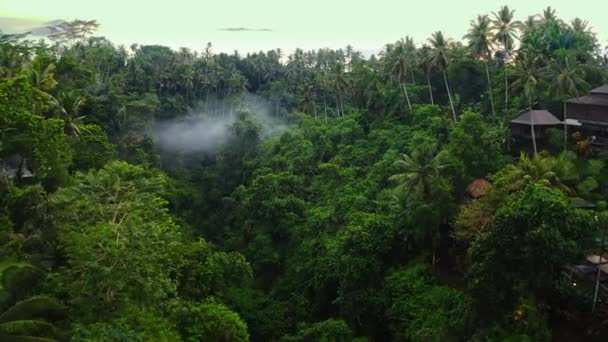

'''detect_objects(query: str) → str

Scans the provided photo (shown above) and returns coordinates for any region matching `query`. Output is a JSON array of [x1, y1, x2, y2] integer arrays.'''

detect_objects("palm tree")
[[511, 53, 542, 110], [0, 296, 63, 341], [428, 31, 456, 121], [331, 63, 349, 117], [465, 15, 496, 116], [417, 46, 435, 105], [390, 144, 450, 269], [57, 91, 88, 137], [268, 80, 290, 117], [402, 36, 418, 84], [492, 6, 521, 113], [0, 262, 64, 342], [546, 52, 590, 150], [541, 6, 559, 25], [512, 53, 543, 154], [389, 38, 413, 111], [23, 60, 60, 115], [501, 152, 575, 194], [546, 53, 589, 100], [390, 145, 449, 201], [571, 18, 592, 37]]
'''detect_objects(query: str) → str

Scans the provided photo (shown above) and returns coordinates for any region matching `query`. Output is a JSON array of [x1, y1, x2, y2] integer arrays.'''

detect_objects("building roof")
[[510, 110, 562, 126], [566, 94, 608, 107], [465, 178, 491, 198], [591, 84, 608, 95]]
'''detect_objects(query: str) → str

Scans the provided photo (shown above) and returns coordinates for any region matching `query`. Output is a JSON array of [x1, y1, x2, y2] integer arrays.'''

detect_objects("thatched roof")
[[510, 110, 562, 126], [465, 178, 491, 198]]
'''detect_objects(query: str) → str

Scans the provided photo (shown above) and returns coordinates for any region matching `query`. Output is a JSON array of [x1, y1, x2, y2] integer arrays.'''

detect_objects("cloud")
[[0, 17, 64, 36], [218, 27, 273, 32], [154, 94, 286, 156]]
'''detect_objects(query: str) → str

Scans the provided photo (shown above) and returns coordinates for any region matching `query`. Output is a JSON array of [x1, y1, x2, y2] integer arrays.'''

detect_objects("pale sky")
[[0, 0, 607, 55]]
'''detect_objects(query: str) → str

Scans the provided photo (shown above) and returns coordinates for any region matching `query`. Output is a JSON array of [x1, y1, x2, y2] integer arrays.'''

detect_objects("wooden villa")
[[565, 84, 608, 146]]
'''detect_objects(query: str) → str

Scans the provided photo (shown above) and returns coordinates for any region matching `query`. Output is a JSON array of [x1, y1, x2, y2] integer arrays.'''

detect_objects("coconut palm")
[[511, 53, 544, 154], [511, 53, 543, 110], [23, 60, 60, 115], [390, 145, 450, 201], [465, 15, 496, 116], [331, 63, 349, 117], [500, 152, 576, 194], [57, 91, 88, 137], [0, 262, 64, 342], [402, 36, 418, 84], [389, 38, 413, 111], [546, 53, 589, 100], [492, 6, 521, 113], [541, 6, 559, 25], [428, 31, 456, 121], [391, 144, 450, 270], [417, 45, 435, 105]]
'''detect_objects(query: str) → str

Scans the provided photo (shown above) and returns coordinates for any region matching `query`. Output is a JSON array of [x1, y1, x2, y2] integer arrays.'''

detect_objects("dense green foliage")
[[1, 7, 608, 341]]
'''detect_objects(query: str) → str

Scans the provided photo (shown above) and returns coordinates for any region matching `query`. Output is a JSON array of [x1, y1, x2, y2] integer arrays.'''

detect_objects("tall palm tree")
[[389, 38, 413, 111], [546, 52, 590, 150], [546, 53, 589, 100], [390, 144, 450, 269], [465, 15, 496, 117], [417, 46, 435, 105], [511, 54, 542, 111], [541, 6, 559, 25], [428, 31, 456, 121], [512, 54, 543, 154], [403, 36, 418, 84], [492, 6, 521, 113], [331, 63, 349, 117]]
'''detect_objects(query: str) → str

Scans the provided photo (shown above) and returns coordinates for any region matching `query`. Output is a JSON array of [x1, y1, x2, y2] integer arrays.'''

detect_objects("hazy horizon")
[[1, 0, 607, 55]]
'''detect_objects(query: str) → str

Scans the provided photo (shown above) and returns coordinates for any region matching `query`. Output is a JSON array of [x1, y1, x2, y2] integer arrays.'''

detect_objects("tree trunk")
[[205, 67, 210, 112], [215, 86, 219, 116], [402, 83, 412, 111], [427, 74, 434, 105], [485, 60, 495, 117], [443, 71, 456, 121], [323, 94, 328, 123], [504, 60, 509, 113], [410, 70, 416, 84], [592, 224, 607, 313], [530, 99, 537, 155], [563, 102, 568, 151], [275, 101, 279, 117], [339, 93, 345, 117], [432, 237, 437, 273]]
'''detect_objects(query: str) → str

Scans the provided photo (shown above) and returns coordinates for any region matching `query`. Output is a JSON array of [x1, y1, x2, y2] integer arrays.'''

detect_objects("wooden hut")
[[510, 110, 562, 154]]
